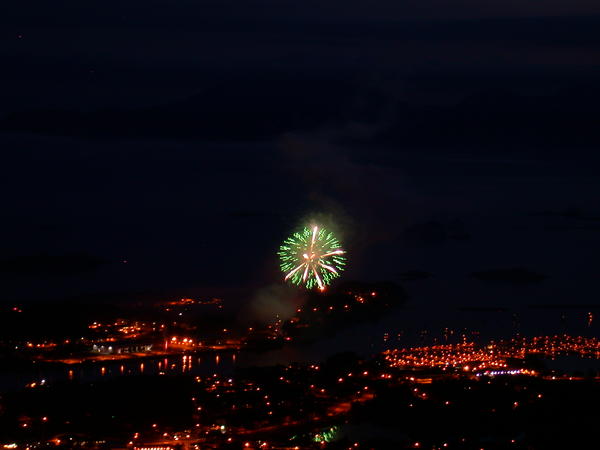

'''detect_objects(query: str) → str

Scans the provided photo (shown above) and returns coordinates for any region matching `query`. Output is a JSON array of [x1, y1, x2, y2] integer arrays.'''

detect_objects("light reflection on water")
[[0, 352, 237, 393]]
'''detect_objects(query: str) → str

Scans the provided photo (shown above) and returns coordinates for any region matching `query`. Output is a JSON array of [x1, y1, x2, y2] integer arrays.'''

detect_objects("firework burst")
[[278, 225, 347, 290]]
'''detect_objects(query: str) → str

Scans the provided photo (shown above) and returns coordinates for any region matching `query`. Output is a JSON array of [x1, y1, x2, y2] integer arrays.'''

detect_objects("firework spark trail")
[[318, 262, 338, 275], [302, 264, 310, 281], [312, 267, 324, 290], [284, 263, 305, 281], [320, 250, 345, 258]]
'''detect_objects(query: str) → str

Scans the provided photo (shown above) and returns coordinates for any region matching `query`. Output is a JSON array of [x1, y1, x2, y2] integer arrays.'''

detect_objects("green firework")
[[278, 225, 347, 290]]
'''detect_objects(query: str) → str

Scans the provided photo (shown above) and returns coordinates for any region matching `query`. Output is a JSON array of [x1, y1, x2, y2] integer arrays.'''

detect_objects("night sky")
[[2, 1, 600, 315]]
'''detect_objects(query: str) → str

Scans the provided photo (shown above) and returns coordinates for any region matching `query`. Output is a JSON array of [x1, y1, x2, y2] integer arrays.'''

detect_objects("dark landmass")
[[0, 376, 195, 444], [3, 341, 600, 449], [0, 301, 121, 341], [0, 281, 406, 365], [281, 281, 407, 344], [349, 375, 600, 449], [2, 280, 600, 449], [472, 268, 546, 284], [0, 295, 231, 343]]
